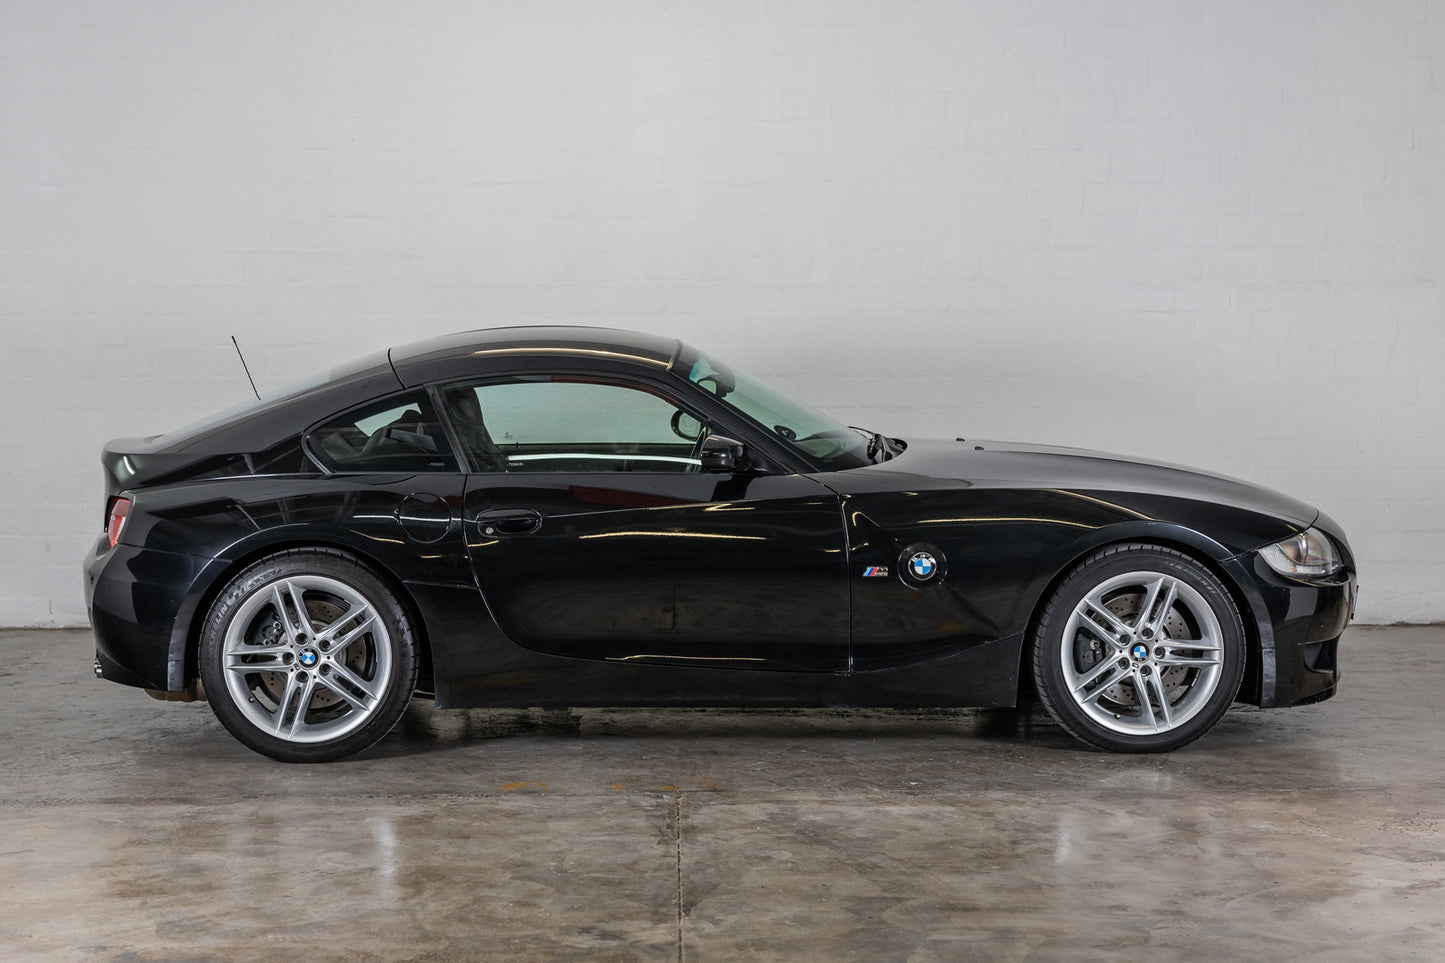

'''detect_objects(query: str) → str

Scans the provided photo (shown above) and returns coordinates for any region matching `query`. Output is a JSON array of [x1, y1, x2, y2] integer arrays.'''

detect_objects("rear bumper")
[[84, 534, 220, 692], [1225, 553, 1355, 708]]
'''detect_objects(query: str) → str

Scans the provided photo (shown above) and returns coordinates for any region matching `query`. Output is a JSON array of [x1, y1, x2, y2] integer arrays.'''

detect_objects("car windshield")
[[678, 347, 875, 471]]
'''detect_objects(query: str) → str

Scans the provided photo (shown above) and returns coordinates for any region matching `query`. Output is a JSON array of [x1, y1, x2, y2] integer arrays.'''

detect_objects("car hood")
[[855, 438, 1319, 529]]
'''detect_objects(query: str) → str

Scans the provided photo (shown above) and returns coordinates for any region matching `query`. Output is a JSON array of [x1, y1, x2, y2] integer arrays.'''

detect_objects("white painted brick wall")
[[1, 0, 1441, 625]]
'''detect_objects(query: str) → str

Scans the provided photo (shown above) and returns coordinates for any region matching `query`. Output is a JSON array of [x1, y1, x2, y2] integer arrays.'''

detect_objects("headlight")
[[1258, 528, 1342, 579]]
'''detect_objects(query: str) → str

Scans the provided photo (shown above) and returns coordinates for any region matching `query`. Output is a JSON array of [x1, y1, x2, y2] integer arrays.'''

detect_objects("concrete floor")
[[1, 626, 1442, 961]]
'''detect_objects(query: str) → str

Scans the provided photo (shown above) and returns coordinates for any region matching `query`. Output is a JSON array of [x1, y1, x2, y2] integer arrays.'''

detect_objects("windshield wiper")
[[852, 425, 895, 463], [866, 431, 889, 462]]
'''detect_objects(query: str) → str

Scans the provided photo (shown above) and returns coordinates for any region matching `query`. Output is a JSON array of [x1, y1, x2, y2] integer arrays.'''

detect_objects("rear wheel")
[[198, 549, 418, 762], [1031, 544, 1245, 752]]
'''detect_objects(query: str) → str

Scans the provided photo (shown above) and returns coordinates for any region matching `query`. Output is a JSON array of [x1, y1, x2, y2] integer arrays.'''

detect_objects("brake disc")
[[1098, 592, 1189, 708], [255, 597, 368, 711]]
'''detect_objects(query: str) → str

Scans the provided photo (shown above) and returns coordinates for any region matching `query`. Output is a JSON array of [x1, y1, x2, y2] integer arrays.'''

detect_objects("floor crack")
[[674, 791, 684, 963]]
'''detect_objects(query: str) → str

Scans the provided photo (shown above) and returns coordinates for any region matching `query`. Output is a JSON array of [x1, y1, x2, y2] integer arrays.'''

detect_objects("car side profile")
[[85, 327, 1357, 762]]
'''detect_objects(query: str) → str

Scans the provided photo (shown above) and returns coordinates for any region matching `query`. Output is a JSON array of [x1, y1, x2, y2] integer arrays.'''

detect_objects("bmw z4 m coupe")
[[86, 327, 1357, 762]]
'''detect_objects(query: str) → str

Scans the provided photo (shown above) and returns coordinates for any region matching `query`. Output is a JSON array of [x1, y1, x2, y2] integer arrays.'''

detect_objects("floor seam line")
[[675, 791, 684, 963]]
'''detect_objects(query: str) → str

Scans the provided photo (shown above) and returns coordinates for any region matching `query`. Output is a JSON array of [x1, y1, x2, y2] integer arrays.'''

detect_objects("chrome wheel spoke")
[[315, 606, 377, 652], [1136, 576, 1179, 638], [1131, 669, 1159, 730], [223, 644, 288, 671], [1157, 644, 1222, 668], [1072, 654, 1129, 701], [270, 671, 303, 735], [1076, 597, 1131, 648], [1141, 671, 1173, 730], [324, 662, 383, 711], [283, 673, 321, 738], [270, 582, 309, 641], [286, 580, 314, 633]]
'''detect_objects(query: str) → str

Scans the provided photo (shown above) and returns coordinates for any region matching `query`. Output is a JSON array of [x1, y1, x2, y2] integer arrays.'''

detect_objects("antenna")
[[231, 335, 261, 401]]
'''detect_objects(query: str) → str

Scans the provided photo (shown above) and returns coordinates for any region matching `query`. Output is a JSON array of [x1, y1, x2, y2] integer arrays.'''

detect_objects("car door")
[[438, 372, 850, 672], [304, 389, 474, 587]]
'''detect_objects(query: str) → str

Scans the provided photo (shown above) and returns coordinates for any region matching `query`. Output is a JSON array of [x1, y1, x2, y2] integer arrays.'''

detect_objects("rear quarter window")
[[308, 392, 459, 473]]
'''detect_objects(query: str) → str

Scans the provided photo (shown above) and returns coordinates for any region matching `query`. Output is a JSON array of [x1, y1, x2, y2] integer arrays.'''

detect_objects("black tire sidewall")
[[198, 549, 418, 763], [1032, 544, 1246, 753]]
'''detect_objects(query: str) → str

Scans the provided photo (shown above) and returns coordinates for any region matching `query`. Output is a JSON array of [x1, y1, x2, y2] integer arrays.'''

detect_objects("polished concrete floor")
[[1, 626, 1442, 961]]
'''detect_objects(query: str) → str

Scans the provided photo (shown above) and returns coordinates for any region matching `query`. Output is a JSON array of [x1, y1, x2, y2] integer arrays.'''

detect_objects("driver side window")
[[438, 377, 708, 473]]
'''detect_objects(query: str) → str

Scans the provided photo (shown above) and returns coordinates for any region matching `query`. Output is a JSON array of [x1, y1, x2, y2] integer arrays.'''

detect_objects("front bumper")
[[1225, 552, 1356, 708]]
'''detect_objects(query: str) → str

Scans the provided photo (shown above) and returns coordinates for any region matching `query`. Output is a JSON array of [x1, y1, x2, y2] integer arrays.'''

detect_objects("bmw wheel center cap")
[[299, 649, 319, 667]]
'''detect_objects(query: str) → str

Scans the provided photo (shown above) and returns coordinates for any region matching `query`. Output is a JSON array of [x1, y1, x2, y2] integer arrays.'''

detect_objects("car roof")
[[119, 326, 688, 471], [388, 326, 682, 387]]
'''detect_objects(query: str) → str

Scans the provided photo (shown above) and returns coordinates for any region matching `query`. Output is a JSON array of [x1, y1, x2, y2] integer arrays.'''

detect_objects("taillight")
[[106, 497, 131, 549]]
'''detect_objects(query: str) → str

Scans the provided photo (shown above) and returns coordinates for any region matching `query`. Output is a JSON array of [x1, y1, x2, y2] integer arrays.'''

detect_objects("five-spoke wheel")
[[199, 549, 418, 762], [1032, 544, 1245, 752]]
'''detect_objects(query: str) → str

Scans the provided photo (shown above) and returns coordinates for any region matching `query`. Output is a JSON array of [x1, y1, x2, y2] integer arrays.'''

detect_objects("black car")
[[86, 327, 1356, 762]]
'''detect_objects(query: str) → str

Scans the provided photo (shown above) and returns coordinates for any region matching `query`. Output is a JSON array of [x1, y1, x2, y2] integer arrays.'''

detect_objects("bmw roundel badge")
[[299, 650, 319, 667], [1132, 643, 1149, 661], [908, 552, 938, 580], [896, 544, 947, 589]]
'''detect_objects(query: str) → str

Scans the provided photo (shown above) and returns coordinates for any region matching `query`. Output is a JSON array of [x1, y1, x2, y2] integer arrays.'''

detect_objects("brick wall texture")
[[1, 0, 1441, 625]]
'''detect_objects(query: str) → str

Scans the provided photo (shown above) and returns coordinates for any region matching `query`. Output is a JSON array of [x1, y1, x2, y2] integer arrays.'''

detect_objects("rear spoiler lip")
[[101, 436, 165, 498]]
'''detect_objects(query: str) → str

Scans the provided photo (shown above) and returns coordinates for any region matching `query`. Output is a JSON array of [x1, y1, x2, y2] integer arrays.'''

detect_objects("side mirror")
[[698, 435, 747, 473]]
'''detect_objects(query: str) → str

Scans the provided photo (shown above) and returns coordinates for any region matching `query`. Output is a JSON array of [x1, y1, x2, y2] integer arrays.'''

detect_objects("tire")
[[1031, 544, 1245, 753], [198, 548, 419, 763]]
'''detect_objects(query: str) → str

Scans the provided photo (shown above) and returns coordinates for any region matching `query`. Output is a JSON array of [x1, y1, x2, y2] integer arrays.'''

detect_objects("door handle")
[[476, 509, 543, 536]]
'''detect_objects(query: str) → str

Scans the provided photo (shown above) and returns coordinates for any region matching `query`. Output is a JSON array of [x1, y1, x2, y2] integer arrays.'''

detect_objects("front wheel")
[[198, 549, 418, 762], [1031, 544, 1246, 752]]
